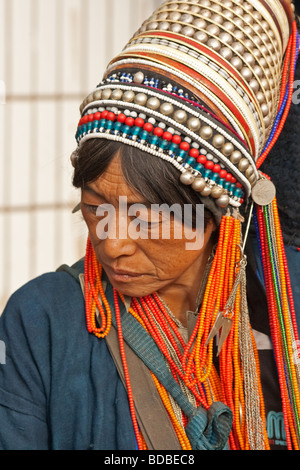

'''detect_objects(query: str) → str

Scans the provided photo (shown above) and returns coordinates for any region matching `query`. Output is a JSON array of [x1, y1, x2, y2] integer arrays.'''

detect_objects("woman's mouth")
[[104, 265, 145, 283]]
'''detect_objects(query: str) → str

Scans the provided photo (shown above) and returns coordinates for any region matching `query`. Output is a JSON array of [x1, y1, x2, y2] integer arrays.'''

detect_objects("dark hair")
[[72, 139, 215, 230]]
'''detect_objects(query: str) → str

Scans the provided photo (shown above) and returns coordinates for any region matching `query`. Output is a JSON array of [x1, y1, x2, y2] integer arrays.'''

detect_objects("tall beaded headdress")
[[72, 0, 300, 451]]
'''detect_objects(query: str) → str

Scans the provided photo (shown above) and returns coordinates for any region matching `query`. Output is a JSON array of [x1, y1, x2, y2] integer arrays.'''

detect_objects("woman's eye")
[[84, 204, 99, 215]]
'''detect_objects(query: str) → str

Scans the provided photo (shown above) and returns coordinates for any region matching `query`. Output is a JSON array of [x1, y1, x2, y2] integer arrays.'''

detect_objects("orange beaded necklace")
[[83, 210, 270, 450]]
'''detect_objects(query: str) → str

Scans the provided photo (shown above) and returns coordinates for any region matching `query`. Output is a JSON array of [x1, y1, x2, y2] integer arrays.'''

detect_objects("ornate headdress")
[[72, 0, 300, 451]]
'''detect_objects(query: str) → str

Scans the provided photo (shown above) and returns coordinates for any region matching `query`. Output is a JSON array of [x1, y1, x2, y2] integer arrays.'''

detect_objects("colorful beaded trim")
[[76, 78, 260, 207]]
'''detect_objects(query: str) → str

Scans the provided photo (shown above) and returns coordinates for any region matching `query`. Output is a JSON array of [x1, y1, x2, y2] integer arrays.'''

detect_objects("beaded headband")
[[72, 0, 297, 211]]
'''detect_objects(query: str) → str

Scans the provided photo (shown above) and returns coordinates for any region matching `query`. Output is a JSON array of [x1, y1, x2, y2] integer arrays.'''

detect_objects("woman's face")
[[81, 154, 216, 299]]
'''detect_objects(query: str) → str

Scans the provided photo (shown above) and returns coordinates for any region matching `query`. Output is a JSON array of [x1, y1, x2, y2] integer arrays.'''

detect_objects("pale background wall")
[[0, 0, 161, 311]]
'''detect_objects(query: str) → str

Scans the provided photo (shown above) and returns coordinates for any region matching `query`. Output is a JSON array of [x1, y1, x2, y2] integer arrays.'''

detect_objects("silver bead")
[[246, 166, 254, 177], [223, 10, 234, 20], [160, 102, 174, 116], [256, 92, 265, 105], [134, 93, 147, 106], [244, 53, 256, 67], [193, 31, 208, 43], [133, 72, 145, 84], [223, 21, 235, 32], [241, 67, 253, 81], [102, 88, 112, 100], [235, 30, 244, 41], [261, 103, 269, 117], [180, 3, 191, 11], [207, 24, 220, 36], [202, 9, 212, 19], [200, 186, 212, 197], [264, 116, 271, 128], [231, 56, 243, 70], [199, 0, 211, 7], [174, 109, 188, 123], [253, 65, 263, 78], [169, 11, 181, 21], [220, 47, 233, 61], [222, 142, 234, 156], [244, 14, 254, 25], [157, 12, 169, 20], [219, 32, 233, 45], [187, 117, 201, 132], [207, 38, 221, 51], [238, 158, 250, 172], [211, 186, 224, 199], [200, 126, 213, 140], [193, 18, 207, 29], [93, 90, 102, 101], [111, 89, 123, 101], [180, 13, 194, 24], [159, 21, 170, 31], [249, 79, 259, 93], [86, 93, 94, 104], [182, 26, 195, 37], [191, 177, 206, 192], [212, 134, 225, 148], [211, 13, 223, 25], [230, 150, 242, 164], [171, 23, 182, 33], [147, 21, 158, 30], [180, 171, 195, 186], [147, 97, 160, 110], [215, 194, 230, 208], [190, 5, 200, 14], [232, 42, 244, 55], [123, 90, 135, 103]]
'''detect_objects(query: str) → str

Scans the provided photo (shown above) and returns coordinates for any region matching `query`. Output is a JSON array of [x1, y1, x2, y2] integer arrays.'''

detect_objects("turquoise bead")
[[159, 140, 169, 150], [194, 163, 204, 173], [132, 126, 141, 136], [212, 173, 220, 184], [168, 143, 178, 153], [113, 122, 123, 131], [150, 136, 159, 145], [204, 169, 212, 179], [122, 125, 130, 136], [234, 188, 244, 198], [177, 149, 187, 158], [185, 157, 195, 166], [140, 130, 149, 141]]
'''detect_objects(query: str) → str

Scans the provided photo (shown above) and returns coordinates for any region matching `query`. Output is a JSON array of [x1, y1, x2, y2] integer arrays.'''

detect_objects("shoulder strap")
[[56, 258, 85, 280]]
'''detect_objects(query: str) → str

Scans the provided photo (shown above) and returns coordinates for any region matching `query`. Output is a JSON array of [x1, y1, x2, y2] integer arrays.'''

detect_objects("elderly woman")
[[1, 0, 300, 451]]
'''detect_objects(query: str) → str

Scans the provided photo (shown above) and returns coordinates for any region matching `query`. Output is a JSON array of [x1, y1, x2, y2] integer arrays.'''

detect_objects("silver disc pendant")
[[251, 179, 276, 206]]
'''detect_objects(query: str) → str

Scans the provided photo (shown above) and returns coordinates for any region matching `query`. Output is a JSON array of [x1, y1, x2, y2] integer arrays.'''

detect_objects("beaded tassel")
[[190, 212, 268, 450], [254, 199, 300, 450], [84, 238, 112, 338]]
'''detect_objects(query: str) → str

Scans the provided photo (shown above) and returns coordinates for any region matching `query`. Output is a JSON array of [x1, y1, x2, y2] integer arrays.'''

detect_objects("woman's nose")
[[96, 207, 138, 259]]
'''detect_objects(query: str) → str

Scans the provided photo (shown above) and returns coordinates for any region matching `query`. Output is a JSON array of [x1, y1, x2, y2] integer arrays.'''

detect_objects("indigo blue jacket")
[[0, 265, 137, 450]]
